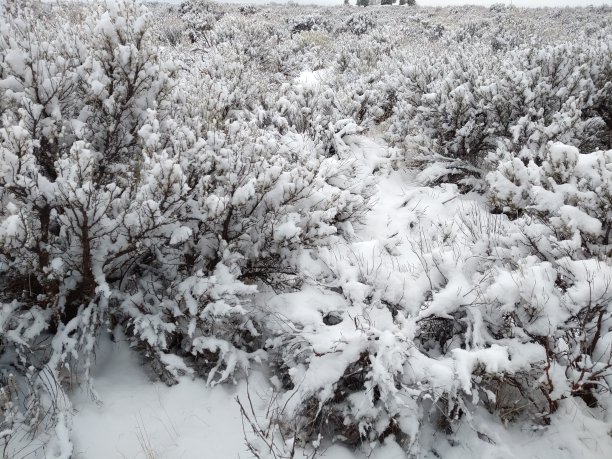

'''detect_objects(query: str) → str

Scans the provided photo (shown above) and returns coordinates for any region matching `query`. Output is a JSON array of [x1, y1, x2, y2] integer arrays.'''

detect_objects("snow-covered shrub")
[[489, 142, 611, 237], [362, 141, 612, 440], [238, 5, 259, 16], [0, 2, 176, 451], [2, 1, 612, 457], [378, 141, 612, 433], [338, 12, 376, 36], [485, 143, 612, 411], [0, 0, 374, 453], [263, 138, 611, 453], [489, 3, 511, 14], [388, 36, 612, 190], [135, 122, 371, 379], [289, 15, 331, 36], [179, 0, 223, 44], [153, 9, 187, 46], [260, 278, 420, 451], [0, 367, 72, 459]]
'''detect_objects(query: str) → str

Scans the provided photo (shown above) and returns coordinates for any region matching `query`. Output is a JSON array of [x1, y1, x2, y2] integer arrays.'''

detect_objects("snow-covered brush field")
[[1, 0, 611, 458]]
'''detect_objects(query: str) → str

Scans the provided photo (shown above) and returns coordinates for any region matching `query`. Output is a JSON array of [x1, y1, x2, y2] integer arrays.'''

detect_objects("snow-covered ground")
[[71, 334, 265, 459], [70, 337, 400, 458]]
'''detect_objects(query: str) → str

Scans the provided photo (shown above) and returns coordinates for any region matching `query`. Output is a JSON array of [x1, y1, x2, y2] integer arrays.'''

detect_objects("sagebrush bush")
[[0, 1, 371, 454], [1, 1, 612, 457]]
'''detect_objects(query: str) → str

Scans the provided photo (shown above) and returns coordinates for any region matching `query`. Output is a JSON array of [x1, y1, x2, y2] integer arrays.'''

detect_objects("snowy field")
[[1, 1, 612, 458]]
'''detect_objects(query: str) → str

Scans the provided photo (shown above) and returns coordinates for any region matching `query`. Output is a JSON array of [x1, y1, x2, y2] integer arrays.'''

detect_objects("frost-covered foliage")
[[388, 35, 612, 189], [1, 0, 612, 457], [485, 142, 612, 411], [169, 1, 612, 190], [0, 1, 371, 455]]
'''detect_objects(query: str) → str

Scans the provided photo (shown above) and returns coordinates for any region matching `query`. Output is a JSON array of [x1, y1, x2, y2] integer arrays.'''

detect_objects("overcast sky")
[[216, 0, 612, 6], [418, 0, 610, 5]]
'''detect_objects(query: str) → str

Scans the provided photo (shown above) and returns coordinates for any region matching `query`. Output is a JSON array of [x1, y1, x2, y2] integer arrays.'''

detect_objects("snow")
[[297, 69, 332, 90], [3, 2, 612, 458], [231, 179, 256, 205], [0, 214, 23, 238], [557, 205, 602, 236], [71, 333, 410, 459], [72, 335, 270, 459], [169, 226, 193, 244], [4, 49, 27, 75], [69, 130, 612, 458]]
